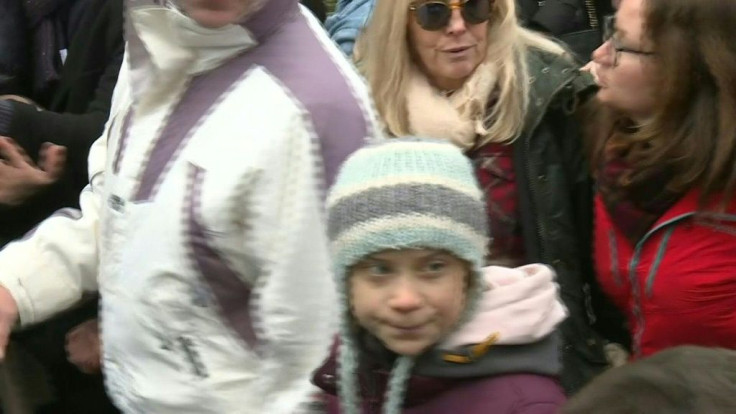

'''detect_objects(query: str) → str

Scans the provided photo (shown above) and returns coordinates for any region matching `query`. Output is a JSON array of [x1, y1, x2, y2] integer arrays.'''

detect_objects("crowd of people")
[[0, 0, 733, 413]]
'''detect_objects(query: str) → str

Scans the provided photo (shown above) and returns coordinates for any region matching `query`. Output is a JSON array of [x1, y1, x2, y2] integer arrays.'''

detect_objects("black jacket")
[[0, 0, 29, 95], [517, 0, 615, 61], [0, 0, 124, 246], [470, 49, 615, 394]]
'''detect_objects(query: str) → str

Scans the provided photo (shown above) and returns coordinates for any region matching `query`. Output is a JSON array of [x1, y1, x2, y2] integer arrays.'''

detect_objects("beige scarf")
[[406, 62, 500, 150]]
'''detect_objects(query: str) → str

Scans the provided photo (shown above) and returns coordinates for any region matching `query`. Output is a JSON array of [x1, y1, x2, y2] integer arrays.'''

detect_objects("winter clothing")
[[518, 0, 614, 61], [326, 139, 489, 284], [0, 0, 123, 410], [23, 0, 70, 96], [477, 50, 610, 394], [313, 264, 568, 413], [442, 265, 568, 349], [406, 63, 500, 150], [316, 368, 565, 414], [0, 0, 124, 247], [301, 0, 327, 22], [326, 138, 489, 414], [408, 47, 610, 393], [596, 134, 680, 244], [325, 0, 374, 56], [325, 0, 338, 14], [0, 0, 29, 95], [594, 189, 736, 359], [0, 0, 378, 412], [474, 143, 526, 267], [318, 139, 567, 413], [0, 0, 124, 408]]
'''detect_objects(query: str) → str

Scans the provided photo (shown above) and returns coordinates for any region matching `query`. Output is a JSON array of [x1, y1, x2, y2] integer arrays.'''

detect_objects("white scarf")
[[406, 61, 499, 150]]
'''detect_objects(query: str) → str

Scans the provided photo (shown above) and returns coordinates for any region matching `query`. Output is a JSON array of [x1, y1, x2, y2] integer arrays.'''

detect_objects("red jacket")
[[594, 190, 736, 358]]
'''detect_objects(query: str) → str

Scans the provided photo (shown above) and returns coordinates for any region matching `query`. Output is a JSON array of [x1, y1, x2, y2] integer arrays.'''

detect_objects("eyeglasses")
[[602, 15, 655, 67], [408, 0, 492, 31]]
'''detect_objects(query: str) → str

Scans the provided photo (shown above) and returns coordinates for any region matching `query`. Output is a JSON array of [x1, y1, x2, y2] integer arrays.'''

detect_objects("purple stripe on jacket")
[[112, 109, 134, 174], [127, 0, 369, 201], [241, 0, 370, 187], [184, 164, 259, 349]]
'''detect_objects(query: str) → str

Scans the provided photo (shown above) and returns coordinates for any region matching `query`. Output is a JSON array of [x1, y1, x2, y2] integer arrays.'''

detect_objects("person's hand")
[[604, 342, 630, 368], [0, 284, 19, 361], [581, 61, 600, 85], [65, 318, 102, 374], [0, 137, 66, 206]]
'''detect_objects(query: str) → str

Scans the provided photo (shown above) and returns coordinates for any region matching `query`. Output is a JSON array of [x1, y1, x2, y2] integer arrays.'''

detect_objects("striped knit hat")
[[326, 137, 489, 414]]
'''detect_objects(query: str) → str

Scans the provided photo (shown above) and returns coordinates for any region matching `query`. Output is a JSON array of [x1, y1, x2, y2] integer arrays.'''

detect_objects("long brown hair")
[[590, 0, 736, 209]]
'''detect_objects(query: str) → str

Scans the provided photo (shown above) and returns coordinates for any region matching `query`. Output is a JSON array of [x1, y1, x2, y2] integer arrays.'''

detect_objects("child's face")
[[349, 249, 469, 356]]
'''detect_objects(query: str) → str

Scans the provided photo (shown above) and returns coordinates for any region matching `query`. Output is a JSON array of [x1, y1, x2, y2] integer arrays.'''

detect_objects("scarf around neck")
[[597, 132, 681, 244], [23, 0, 72, 96], [406, 61, 501, 150]]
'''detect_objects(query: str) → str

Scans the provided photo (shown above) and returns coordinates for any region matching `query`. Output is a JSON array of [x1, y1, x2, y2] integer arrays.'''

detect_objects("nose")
[[446, 8, 467, 35], [388, 278, 423, 313], [592, 40, 613, 67]]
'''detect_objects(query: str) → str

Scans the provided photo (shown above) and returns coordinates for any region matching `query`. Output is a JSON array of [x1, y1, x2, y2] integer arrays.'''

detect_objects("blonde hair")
[[355, 0, 569, 142]]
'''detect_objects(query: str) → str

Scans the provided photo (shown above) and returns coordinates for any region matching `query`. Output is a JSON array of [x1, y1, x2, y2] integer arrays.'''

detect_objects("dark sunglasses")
[[409, 0, 493, 31]]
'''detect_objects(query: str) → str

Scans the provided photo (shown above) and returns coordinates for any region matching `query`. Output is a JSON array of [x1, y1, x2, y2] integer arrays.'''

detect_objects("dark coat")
[[301, 0, 327, 22], [0, 0, 29, 95], [517, 0, 615, 61], [0, 0, 124, 246], [475, 49, 618, 394], [313, 338, 566, 414]]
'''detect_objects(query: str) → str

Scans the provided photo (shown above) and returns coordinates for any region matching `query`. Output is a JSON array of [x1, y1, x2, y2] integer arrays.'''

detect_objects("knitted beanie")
[[326, 137, 489, 414]]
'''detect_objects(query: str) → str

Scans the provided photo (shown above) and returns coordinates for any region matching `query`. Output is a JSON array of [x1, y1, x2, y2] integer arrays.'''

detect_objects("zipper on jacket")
[[523, 71, 579, 264], [584, 0, 599, 29], [644, 227, 674, 297], [524, 134, 547, 262], [627, 212, 694, 357]]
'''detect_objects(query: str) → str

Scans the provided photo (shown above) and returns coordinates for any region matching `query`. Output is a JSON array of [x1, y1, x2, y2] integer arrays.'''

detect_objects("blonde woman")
[[355, 0, 614, 394]]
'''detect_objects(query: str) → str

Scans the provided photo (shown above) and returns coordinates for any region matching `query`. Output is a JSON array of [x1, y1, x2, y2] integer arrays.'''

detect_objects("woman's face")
[[407, 1, 490, 91], [592, 0, 658, 122]]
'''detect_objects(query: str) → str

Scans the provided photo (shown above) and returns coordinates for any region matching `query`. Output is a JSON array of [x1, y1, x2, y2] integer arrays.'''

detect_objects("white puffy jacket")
[[0, 0, 378, 412]]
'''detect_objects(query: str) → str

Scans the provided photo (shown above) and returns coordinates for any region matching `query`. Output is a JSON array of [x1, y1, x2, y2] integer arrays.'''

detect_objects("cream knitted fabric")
[[406, 63, 498, 150]]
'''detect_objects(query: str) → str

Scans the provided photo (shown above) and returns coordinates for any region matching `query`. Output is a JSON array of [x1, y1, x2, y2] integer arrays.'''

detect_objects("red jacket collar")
[[652, 189, 736, 229]]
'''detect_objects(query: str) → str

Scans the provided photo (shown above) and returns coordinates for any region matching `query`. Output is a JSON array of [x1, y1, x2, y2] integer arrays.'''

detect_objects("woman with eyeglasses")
[[587, 0, 736, 361], [315, 0, 615, 409]]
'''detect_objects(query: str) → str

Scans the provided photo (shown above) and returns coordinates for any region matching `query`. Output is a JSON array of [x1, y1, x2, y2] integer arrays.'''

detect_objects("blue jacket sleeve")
[[325, 0, 376, 57]]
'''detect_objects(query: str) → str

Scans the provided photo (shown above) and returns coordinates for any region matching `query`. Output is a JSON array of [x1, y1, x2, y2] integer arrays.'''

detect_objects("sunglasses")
[[409, 0, 492, 31]]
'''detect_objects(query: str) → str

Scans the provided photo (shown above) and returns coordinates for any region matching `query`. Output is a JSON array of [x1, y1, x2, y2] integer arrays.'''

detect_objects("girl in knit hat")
[[312, 138, 568, 414]]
